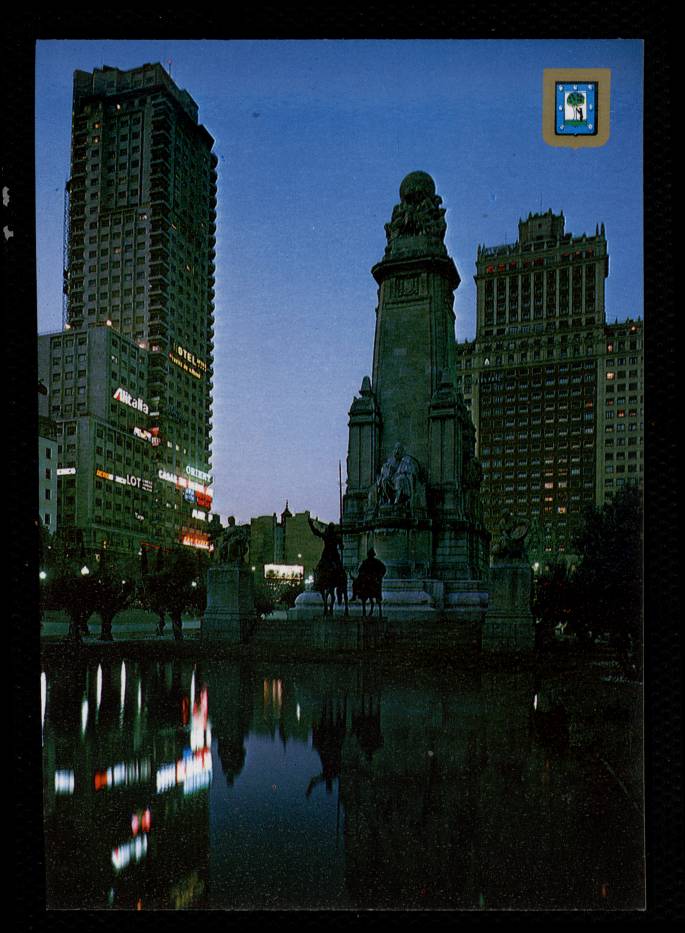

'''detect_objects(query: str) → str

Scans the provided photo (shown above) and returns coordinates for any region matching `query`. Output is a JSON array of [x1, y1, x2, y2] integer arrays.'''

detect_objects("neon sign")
[[57, 467, 76, 476], [191, 509, 206, 521], [97, 469, 153, 492], [113, 386, 149, 414], [158, 468, 212, 498], [168, 344, 207, 380], [182, 531, 211, 550], [186, 465, 212, 483]]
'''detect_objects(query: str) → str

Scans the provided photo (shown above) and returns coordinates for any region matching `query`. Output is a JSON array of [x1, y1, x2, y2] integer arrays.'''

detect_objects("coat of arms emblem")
[[555, 82, 598, 136]]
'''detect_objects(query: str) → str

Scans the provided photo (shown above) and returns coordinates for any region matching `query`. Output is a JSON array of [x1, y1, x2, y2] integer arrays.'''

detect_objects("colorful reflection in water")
[[41, 658, 644, 910]]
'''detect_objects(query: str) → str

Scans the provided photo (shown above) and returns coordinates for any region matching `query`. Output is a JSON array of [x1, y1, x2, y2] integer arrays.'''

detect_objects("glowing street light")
[[39, 571, 47, 581], [81, 565, 90, 576]]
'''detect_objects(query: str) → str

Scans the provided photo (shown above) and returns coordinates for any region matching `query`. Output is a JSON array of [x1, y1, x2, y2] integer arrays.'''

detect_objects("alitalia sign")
[[113, 387, 149, 415]]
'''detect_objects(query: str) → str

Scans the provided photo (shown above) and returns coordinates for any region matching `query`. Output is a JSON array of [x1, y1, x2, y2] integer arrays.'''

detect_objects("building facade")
[[595, 318, 644, 506], [456, 211, 643, 563], [40, 63, 217, 558], [249, 505, 327, 584], [38, 414, 59, 534]]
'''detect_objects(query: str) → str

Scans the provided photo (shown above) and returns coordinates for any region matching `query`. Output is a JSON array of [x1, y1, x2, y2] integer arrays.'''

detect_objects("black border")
[[5, 6, 679, 929]]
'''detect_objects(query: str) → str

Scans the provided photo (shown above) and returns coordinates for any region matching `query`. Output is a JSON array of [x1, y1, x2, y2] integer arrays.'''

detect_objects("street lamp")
[[39, 571, 47, 581], [80, 565, 90, 576]]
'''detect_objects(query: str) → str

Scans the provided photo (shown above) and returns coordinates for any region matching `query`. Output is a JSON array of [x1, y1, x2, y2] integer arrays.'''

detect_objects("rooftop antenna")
[[166, 58, 173, 78]]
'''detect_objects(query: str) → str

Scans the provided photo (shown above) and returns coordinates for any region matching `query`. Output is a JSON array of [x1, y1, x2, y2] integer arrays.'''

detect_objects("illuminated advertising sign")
[[56, 467, 77, 476], [184, 488, 196, 504], [158, 468, 213, 499], [195, 491, 212, 509], [191, 508, 206, 521], [181, 531, 211, 550], [133, 426, 153, 443], [113, 386, 149, 414], [96, 468, 153, 492], [186, 465, 212, 484], [264, 564, 305, 580], [168, 344, 207, 380]]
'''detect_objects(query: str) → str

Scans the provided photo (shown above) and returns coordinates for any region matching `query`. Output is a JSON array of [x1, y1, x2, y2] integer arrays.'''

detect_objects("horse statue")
[[351, 548, 387, 619], [308, 517, 348, 617], [314, 562, 349, 617]]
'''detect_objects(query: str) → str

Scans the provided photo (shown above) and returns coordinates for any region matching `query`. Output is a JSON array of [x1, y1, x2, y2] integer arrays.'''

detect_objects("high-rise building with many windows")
[[456, 211, 643, 564], [39, 63, 218, 557]]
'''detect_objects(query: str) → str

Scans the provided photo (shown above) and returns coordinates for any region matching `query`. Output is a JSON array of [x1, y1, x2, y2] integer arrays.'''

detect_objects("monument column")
[[342, 171, 490, 630]]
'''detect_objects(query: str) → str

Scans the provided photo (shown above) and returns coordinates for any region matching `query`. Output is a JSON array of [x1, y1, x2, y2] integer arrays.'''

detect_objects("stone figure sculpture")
[[384, 171, 447, 246], [215, 516, 249, 564], [492, 509, 529, 560], [376, 443, 423, 510]]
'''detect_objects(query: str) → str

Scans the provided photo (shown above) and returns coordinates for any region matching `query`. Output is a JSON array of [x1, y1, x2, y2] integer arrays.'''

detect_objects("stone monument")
[[341, 171, 490, 633], [202, 517, 255, 644], [482, 511, 535, 651]]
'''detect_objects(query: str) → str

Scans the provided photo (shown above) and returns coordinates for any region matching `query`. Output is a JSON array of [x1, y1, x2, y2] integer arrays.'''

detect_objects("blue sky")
[[35, 39, 643, 524]]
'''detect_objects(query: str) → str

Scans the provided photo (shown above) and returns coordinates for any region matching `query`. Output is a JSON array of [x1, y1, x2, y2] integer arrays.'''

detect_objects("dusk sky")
[[35, 39, 643, 525]]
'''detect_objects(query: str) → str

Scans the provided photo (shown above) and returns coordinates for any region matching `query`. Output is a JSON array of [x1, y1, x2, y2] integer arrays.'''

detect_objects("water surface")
[[42, 656, 644, 910]]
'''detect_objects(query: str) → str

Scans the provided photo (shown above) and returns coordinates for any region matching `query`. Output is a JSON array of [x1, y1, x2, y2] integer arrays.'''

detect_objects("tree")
[[140, 546, 171, 635], [566, 91, 586, 121], [164, 546, 199, 640], [91, 549, 136, 641], [253, 583, 276, 619], [569, 485, 643, 653], [48, 526, 97, 641], [532, 560, 577, 648]]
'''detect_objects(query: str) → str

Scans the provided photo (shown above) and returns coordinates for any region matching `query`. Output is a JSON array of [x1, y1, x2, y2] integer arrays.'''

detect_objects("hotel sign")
[[169, 344, 207, 380]]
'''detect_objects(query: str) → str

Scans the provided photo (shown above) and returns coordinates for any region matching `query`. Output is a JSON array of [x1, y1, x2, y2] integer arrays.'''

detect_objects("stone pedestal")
[[202, 564, 255, 644], [482, 560, 534, 652], [289, 589, 325, 621]]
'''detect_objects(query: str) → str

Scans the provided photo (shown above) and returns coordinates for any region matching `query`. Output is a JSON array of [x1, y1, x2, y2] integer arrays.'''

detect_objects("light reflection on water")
[[41, 657, 644, 910]]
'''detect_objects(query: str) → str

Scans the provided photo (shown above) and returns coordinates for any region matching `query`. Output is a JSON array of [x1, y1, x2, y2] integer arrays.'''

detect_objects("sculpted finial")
[[384, 171, 447, 255]]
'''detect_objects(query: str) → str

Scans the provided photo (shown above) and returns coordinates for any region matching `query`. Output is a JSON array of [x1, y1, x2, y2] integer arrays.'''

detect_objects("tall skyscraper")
[[40, 63, 218, 557], [456, 211, 643, 563]]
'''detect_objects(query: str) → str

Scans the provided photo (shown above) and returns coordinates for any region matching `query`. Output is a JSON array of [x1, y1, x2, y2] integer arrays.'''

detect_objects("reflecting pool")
[[41, 656, 644, 910]]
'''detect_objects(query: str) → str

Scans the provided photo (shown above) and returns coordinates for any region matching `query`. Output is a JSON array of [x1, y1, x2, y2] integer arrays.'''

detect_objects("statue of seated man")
[[216, 516, 249, 564], [377, 443, 422, 508]]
